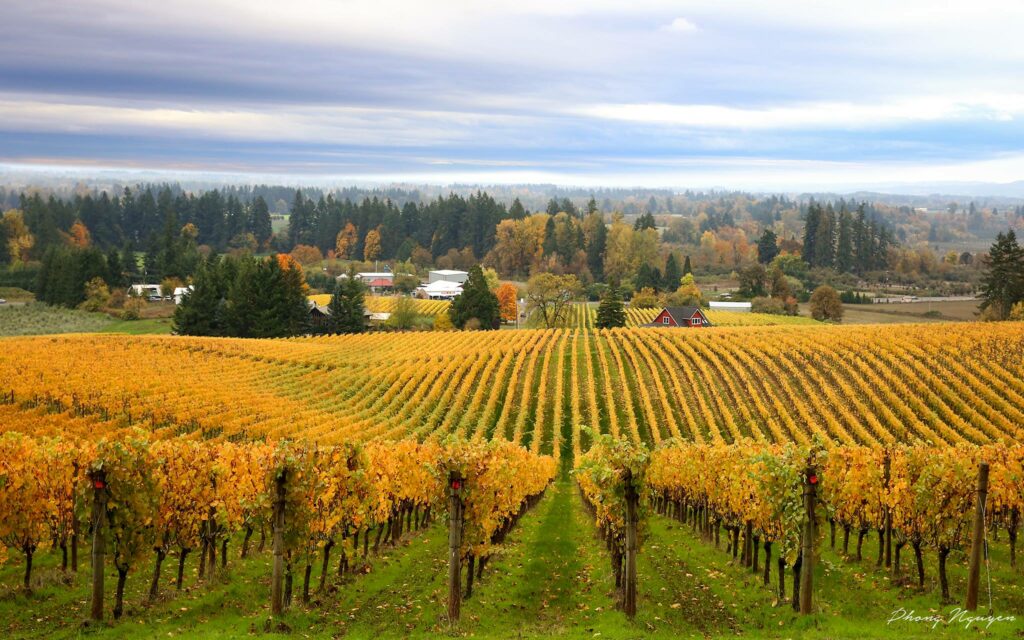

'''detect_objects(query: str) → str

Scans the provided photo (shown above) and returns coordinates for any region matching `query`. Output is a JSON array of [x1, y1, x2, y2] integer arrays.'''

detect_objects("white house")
[[709, 301, 752, 312], [173, 286, 194, 305], [337, 271, 394, 290], [418, 279, 463, 300], [128, 284, 162, 298], [428, 269, 468, 284]]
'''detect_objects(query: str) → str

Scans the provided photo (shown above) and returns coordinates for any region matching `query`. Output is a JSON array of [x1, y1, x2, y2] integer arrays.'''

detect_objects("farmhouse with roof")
[[644, 306, 712, 328]]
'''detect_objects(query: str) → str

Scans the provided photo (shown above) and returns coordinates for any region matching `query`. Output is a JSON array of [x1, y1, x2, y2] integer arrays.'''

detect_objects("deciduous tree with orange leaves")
[[335, 222, 357, 259], [364, 227, 382, 261], [66, 220, 92, 248], [0, 433, 50, 591], [496, 283, 518, 322]]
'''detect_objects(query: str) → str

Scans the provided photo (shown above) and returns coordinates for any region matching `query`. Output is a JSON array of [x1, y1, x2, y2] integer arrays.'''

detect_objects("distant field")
[[576, 304, 819, 328], [802, 299, 981, 324], [101, 317, 174, 335], [310, 295, 820, 328], [309, 294, 451, 316], [0, 287, 35, 302], [0, 303, 113, 336], [0, 303, 174, 337]]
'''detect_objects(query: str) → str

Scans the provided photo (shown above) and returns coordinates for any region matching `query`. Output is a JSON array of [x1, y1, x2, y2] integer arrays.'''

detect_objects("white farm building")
[[709, 301, 752, 312], [428, 269, 468, 284]]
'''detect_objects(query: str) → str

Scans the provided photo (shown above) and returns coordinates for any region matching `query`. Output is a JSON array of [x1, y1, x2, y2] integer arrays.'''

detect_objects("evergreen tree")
[[543, 215, 557, 258], [853, 204, 871, 274], [36, 246, 109, 308], [980, 230, 1024, 319], [814, 204, 836, 268], [106, 248, 125, 288], [585, 213, 607, 281], [274, 256, 311, 336], [586, 196, 598, 215], [221, 257, 260, 337], [595, 282, 625, 328], [757, 229, 779, 264], [683, 255, 693, 275], [802, 201, 821, 266], [216, 255, 309, 338], [509, 198, 527, 220], [546, 198, 561, 215], [968, 201, 984, 233], [635, 263, 659, 292], [633, 212, 656, 231], [287, 190, 315, 248], [250, 196, 273, 248], [449, 265, 500, 329], [0, 222, 9, 266], [121, 244, 138, 280], [173, 259, 226, 336], [663, 253, 682, 289], [327, 272, 368, 334], [835, 207, 854, 273]]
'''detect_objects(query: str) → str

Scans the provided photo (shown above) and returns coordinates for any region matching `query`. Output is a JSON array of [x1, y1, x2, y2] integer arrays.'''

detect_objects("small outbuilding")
[[428, 269, 469, 284], [337, 272, 395, 291], [307, 302, 373, 329], [308, 303, 332, 329], [709, 301, 752, 312], [644, 306, 712, 328]]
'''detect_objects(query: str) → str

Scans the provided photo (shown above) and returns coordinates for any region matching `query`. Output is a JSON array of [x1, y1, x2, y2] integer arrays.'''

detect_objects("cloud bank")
[[1, 0, 1022, 189]]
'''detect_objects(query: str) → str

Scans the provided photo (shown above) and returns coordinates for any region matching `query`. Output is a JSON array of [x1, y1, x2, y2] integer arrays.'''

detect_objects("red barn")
[[645, 306, 711, 328]]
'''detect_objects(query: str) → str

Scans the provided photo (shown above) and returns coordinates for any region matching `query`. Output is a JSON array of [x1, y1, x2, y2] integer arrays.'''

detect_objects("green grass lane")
[[101, 317, 175, 334], [324, 525, 451, 637], [455, 480, 623, 638], [644, 510, 1024, 639]]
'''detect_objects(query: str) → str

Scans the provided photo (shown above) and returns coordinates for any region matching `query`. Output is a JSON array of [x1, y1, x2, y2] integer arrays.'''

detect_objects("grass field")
[[0, 303, 115, 335], [0, 303, 174, 336], [0, 287, 35, 302], [101, 317, 175, 334], [1, 481, 1019, 639], [834, 300, 981, 324]]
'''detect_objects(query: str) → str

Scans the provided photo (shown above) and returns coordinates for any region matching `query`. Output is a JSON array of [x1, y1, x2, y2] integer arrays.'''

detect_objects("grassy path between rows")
[[2, 481, 1022, 638]]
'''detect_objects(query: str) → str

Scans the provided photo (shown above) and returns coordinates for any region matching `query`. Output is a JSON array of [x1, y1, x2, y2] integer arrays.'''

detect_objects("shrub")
[[433, 313, 453, 331], [751, 296, 786, 315], [78, 277, 111, 312], [630, 287, 659, 309], [809, 285, 843, 322]]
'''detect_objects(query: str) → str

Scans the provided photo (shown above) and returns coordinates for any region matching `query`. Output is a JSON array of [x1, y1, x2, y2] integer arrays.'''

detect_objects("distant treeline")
[[803, 201, 894, 275]]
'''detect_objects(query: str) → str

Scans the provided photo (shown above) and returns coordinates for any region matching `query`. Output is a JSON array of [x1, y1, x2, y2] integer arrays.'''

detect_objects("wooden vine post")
[[965, 461, 990, 612], [447, 471, 465, 624], [799, 467, 817, 615], [89, 469, 108, 622], [270, 468, 287, 616], [883, 452, 892, 569], [623, 469, 639, 619]]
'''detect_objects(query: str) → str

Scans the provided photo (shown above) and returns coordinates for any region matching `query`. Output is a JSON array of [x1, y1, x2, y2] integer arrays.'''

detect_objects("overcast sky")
[[2, 0, 1024, 189]]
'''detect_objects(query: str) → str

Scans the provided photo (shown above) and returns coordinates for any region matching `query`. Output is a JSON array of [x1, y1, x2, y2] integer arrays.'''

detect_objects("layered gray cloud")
[[1, 0, 1023, 188]]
